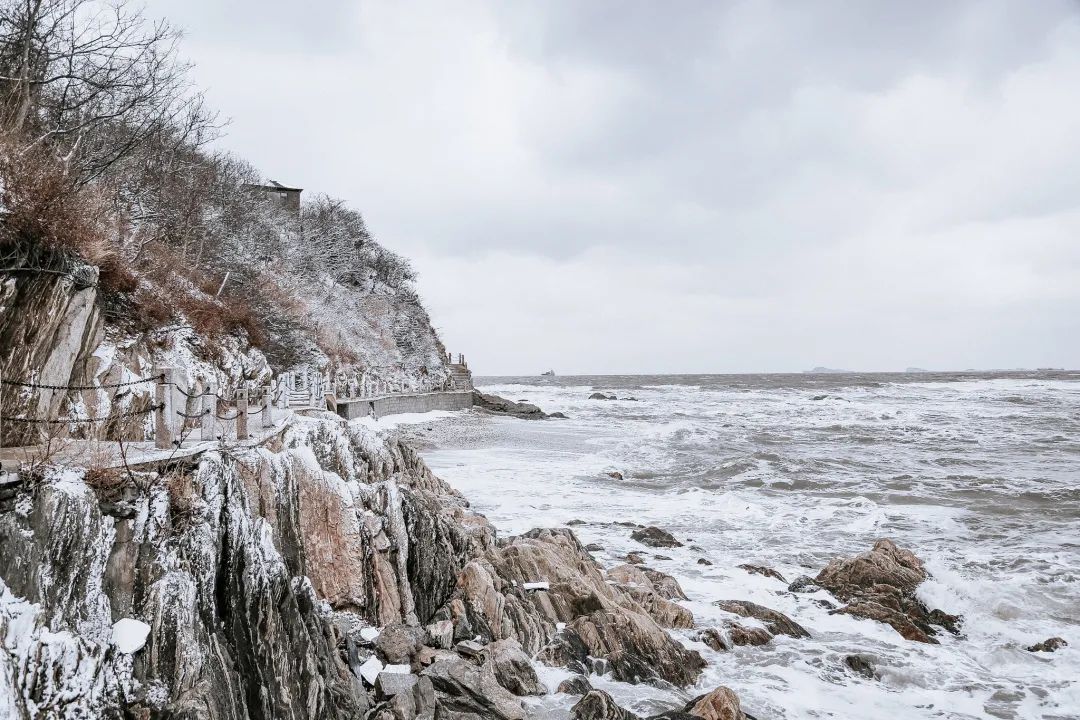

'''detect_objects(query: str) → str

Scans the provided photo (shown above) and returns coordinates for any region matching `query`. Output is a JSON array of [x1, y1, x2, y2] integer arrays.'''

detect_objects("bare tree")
[[0, 0, 219, 186]]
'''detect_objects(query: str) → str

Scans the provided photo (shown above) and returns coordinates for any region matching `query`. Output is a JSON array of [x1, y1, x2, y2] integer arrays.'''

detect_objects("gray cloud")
[[146, 0, 1080, 372]]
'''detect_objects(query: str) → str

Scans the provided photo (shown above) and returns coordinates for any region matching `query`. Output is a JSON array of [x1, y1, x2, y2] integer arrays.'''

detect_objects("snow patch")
[[111, 618, 151, 654]]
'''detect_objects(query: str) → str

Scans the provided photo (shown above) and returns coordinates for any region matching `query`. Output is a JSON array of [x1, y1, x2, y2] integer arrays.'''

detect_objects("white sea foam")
[[417, 373, 1080, 720]]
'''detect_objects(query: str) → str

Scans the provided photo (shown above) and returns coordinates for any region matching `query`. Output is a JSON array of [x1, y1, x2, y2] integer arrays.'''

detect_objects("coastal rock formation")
[[737, 564, 786, 582], [572, 690, 641, 720], [1027, 637, 1067, 653], [0, 407, 710, 717], [608, 564, 692, 629], [714, 600, 810, 639], [439, 527, 704, 687], [558, 674, 594, 695], [685, 686, 746, 720], [472, 390, 550, 419], [631, 526, 683, 548], [422, 655, 526, 719], [487, 639, 545, 695], [815, 539, 961, 643]]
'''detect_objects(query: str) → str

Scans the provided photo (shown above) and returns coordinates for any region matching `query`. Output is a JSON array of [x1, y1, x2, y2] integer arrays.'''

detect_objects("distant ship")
[[541, 370, 556, 376]]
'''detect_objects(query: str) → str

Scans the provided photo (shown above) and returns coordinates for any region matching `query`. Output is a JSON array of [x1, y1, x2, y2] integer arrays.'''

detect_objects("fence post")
[[200, 380, 217, 441], [260, 386, 273, 428], [154, 366, 175, 449], [236, 388, 248, 440]]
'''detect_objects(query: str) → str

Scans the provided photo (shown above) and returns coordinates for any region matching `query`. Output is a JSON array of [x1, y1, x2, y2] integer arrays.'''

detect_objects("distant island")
[[541, 369, 556, 376], [803, 367, 851, 374], [905, 367, 930, 373]]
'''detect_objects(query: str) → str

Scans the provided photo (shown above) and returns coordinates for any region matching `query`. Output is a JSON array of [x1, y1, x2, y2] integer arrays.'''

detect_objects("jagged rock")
[[817, 539, 926, 594], [586, 543, 604, 552], [816, 539, 961, 643], [787, 575, 822, 593], [588, 393, 617, 401], [607, 471, 624, 480], [697, 558, 713, 566], [572, 690, 641, 720], [472, 391, 549, 419], [557, 674, 594, 695], [727, 623, 772, 647], [425, 619, 453, 649], [376, 623, 426, 664], [641, 568, 688, 600], [714, 600, 810, 638], [607, 564, 692, 629], [422, 656, 526, 720], [377, 670, 419, 697], [684, 686, 746, 720], [694, 628, 729, 652], [537, 626, 593, 675], [737, 564, 786, 582], [631, 526, 683, 548], [566, 609, 706, 686], [844, 654, 877, 679], [455, 639, 485, 658], [1027, 637, 1067, 653], [443, 527, 703, 685], [488, 639, 545, 695], [626, 552, 646, 565]]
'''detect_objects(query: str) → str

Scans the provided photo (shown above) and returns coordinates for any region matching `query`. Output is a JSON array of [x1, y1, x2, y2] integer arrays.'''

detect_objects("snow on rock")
[[523, 582, 551, 591], [111, 617, 151, 653], [359, 626, 380, 642], [359, 656, 384, 686]]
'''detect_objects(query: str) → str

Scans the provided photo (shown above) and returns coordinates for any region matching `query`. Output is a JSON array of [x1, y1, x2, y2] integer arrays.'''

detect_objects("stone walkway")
[[0, 415, 295, 474]]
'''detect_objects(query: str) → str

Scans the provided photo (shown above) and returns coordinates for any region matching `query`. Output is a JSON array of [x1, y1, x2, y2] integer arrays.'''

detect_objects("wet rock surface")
[[815, 539, 961, 643], [714, 600, 810, 639], [630, 526, 683, 548], [844, 654, 877, 679], [572, 689, 641, 720], [737, 564, 786, 582], [473, 390, 550, 419], [685, 686, 747, 720], [558, 674, 594, 695], [1027, 637, 1067, 653]]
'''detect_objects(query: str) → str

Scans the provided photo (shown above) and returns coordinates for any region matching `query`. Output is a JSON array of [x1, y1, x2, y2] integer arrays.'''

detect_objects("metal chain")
[[1, 403, 164, 424], [176, 409, 211, 419], [0, 374, 164, 391]]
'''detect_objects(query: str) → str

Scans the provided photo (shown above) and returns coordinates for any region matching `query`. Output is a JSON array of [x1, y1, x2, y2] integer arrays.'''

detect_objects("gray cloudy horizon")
[[151, 0, 1080, 375]]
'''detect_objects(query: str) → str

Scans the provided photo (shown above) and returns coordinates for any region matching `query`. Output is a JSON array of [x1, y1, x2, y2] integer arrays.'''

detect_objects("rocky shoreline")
[[0, 399, 976, 719]]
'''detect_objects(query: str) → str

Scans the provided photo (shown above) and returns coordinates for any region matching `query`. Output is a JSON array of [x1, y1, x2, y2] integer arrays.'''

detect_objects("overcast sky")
[[151, 0, 1080, 374]]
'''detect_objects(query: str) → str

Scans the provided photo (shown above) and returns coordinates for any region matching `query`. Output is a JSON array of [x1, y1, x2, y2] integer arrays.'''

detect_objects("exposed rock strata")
[[713, 600, 810, 639], [630, 526, 683, 548], [0, 411, 708, 717], [472, 390, 550, 419], [815, 539, 961, 643]]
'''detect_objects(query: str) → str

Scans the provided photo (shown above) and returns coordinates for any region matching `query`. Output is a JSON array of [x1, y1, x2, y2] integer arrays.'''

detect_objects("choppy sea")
[[403, 371, 1080, 719]]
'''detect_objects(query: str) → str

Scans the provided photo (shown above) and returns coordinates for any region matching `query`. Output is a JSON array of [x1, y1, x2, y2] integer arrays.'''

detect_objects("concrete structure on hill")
[[250, 179, 302, 215]]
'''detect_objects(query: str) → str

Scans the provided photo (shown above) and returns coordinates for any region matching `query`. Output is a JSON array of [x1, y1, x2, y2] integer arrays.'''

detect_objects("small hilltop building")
[[250, 179, 303, 215]]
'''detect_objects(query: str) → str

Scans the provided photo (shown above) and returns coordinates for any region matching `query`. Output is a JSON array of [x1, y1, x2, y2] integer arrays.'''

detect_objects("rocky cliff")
[[0, 411, 711, 719]]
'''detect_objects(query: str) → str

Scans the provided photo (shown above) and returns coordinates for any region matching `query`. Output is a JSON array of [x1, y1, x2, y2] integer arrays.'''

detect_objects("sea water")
[[411, 372, 1080, 720]]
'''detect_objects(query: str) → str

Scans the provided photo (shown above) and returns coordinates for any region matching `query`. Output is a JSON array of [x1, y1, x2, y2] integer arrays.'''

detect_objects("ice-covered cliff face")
[[0, 415, 482, 718], [0, 255, 449, 447], [0, 414, 711, 719]]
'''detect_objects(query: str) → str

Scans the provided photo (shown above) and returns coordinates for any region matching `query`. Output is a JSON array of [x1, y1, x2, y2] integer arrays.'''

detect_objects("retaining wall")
[[336, 390, 473, 420]]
